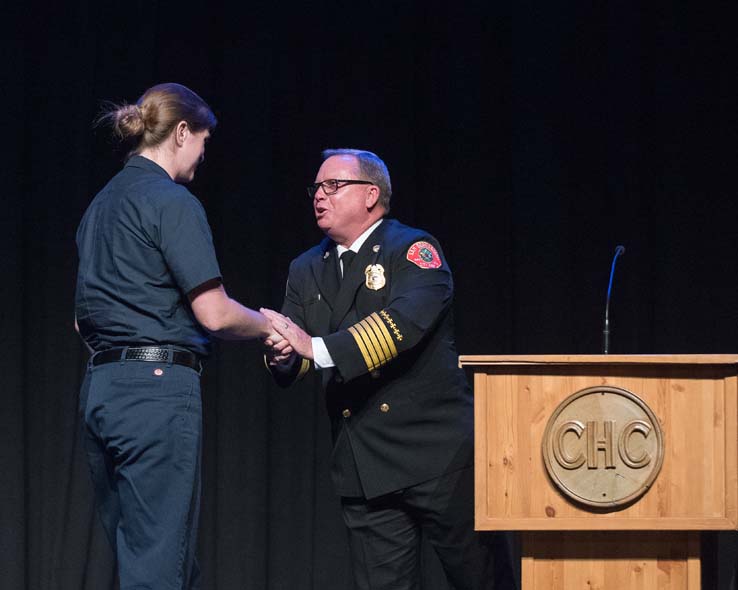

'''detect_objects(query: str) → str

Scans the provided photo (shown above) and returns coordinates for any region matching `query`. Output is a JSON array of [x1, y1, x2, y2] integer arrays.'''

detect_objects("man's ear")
[[174, 120, 189, 147], [365, 185, 380, 209]]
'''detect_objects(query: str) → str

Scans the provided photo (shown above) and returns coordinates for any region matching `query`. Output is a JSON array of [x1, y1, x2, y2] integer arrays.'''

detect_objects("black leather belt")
[[92, 346, 201, 370]]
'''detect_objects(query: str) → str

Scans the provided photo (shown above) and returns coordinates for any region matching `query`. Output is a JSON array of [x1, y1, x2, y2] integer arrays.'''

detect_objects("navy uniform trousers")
[[341, 465, 517, 590], [79, 357, 202, 590]]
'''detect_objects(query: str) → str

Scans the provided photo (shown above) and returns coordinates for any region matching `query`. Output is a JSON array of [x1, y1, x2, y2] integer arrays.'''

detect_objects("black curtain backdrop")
[[2, 1, 737, 588]]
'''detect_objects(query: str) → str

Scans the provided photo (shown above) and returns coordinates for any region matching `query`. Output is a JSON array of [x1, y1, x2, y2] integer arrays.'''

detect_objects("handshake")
[[260, 308, 313, 365]]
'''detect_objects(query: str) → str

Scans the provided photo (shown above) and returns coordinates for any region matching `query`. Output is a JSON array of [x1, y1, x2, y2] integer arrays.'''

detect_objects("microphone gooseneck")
[[603, 245, 626, 354]]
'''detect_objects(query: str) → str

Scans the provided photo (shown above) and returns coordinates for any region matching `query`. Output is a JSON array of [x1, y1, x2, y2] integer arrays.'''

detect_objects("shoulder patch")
[[406, 241, 442, 269]]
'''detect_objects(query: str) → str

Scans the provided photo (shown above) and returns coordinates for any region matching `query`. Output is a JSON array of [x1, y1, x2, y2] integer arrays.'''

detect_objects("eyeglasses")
[[307, 179, 374, 199]]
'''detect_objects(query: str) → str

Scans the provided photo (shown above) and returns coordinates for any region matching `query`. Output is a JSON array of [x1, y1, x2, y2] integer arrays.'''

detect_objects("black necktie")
[[340, 250, 356, 278]]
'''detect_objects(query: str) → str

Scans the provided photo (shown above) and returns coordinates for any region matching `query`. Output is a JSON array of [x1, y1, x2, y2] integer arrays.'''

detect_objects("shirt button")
[[342, 409, 351, 418], [380, 403, 389, 413]]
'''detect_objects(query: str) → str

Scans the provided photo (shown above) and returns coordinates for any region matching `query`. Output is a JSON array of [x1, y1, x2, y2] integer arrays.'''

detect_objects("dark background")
[[2, 1, 737, 588]]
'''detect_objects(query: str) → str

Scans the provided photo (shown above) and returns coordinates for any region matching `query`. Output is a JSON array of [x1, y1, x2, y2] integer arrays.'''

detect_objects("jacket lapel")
[[310, 238, 340, 311]]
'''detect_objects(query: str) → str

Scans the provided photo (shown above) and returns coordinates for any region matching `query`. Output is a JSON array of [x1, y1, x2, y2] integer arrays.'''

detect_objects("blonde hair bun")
[[112, 104, 145, 139]]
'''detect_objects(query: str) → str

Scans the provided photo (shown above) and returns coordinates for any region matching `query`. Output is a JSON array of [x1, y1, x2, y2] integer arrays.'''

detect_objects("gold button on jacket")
[[342, 408, 351, 418], [380, 403, 389, 413]]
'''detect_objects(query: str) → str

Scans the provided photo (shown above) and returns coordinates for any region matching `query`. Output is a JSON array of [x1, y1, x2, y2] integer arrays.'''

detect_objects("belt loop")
[[119, 346, 129, 365], [166, 345, 174, 367]]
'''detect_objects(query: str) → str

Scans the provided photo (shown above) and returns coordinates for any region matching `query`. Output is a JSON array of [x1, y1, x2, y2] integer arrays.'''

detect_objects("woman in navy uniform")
[[75, 83, 279, 590]]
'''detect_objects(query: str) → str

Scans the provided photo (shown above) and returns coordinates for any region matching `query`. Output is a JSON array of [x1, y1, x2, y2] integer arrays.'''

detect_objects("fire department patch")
[[406, 241, 442, 269]]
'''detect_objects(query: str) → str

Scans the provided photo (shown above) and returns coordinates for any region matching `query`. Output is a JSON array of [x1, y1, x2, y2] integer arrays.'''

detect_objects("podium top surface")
[[459, 354, 738, 367]]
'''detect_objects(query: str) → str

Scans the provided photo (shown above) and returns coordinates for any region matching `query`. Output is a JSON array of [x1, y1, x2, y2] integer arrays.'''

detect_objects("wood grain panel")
[[521, 532, 700, 589]]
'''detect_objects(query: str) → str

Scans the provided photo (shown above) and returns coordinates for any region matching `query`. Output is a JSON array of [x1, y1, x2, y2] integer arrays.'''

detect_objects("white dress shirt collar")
[[335, 219, 383, 258]]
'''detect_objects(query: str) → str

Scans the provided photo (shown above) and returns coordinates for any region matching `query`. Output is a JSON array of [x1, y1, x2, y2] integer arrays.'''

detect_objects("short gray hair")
[[322, 148, 392, 213]]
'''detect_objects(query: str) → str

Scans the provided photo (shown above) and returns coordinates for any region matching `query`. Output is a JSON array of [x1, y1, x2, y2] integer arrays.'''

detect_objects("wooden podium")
[[458, 355, 738, 589]]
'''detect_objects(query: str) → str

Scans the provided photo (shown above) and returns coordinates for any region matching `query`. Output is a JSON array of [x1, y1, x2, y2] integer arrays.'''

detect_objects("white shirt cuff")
[[311, 337, 335, 369]]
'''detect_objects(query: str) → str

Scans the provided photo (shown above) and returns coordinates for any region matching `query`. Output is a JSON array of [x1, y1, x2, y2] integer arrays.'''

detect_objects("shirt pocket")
[[303, 292, 330, 332]]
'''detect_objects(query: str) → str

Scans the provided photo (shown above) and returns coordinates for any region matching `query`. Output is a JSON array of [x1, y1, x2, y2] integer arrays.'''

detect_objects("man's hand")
[[260, 308, 314, 360]]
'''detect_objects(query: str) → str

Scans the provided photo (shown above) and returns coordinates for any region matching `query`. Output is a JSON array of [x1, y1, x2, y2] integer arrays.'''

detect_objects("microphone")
[[603, 245, 626, 354]]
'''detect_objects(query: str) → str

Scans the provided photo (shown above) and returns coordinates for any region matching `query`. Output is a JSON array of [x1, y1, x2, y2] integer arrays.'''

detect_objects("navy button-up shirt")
[[75, 155, 221, 357]]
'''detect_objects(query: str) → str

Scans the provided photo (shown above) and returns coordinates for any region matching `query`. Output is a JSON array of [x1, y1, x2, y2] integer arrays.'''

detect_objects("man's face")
[[313, 155, 371, 242], [176, 128, 210, 183]]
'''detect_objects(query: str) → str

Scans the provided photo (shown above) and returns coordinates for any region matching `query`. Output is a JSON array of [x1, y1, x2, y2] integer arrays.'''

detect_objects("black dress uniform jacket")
[[271, 219, 473, 499]]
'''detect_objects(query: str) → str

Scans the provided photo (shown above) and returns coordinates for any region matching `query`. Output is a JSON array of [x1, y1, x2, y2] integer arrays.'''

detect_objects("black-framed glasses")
[[307, 179, 374, 199]]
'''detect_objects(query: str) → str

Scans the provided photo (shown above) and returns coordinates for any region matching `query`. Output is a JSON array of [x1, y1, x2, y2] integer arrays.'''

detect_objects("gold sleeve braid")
[[296, 358, 311, 379], [263, 355, 311, 381], [348, 311, 400, 371]]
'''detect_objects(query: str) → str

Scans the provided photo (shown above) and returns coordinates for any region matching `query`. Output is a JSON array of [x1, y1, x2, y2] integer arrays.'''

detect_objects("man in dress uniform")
[[262, 149, 513, 589]]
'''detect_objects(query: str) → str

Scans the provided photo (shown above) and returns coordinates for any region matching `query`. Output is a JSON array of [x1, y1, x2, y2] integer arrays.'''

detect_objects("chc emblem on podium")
[[541, 386, 664, 509]]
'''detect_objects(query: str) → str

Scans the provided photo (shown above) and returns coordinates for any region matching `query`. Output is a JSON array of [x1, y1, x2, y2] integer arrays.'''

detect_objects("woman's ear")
[[174, 120, 189, 147]]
